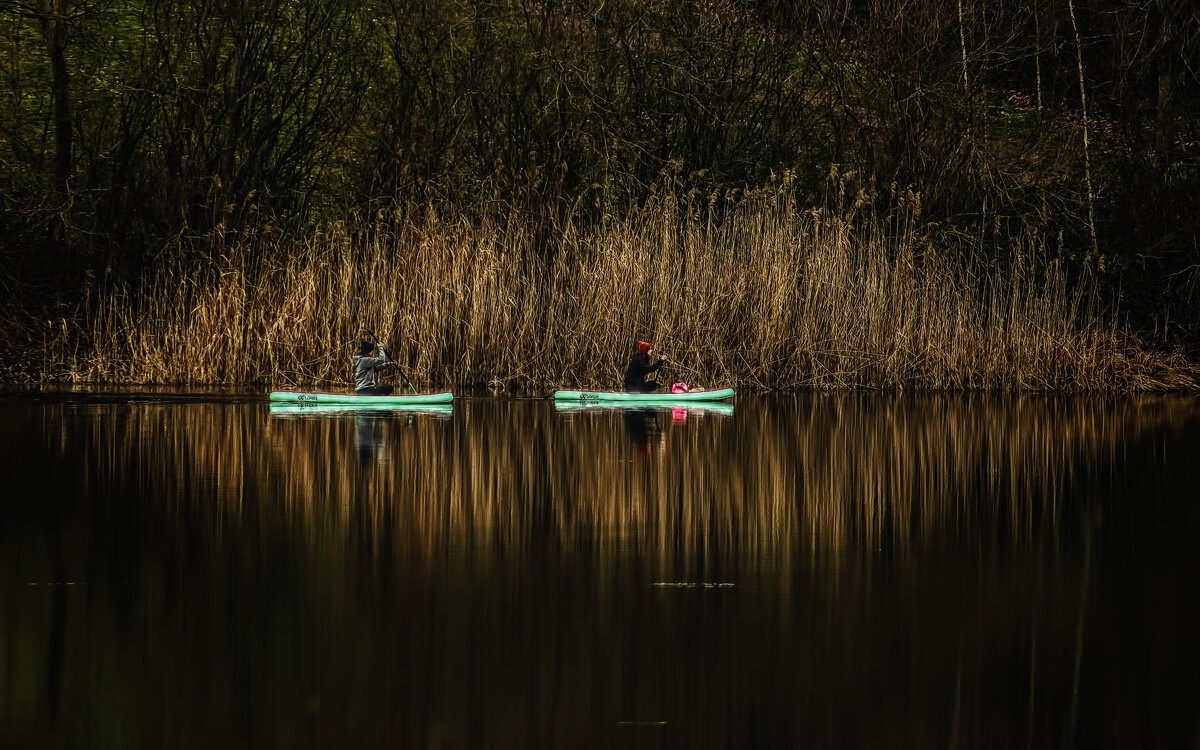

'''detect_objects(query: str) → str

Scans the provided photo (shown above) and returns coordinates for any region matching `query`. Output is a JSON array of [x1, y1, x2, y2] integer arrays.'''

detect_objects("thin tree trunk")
[[1033, 0, 1043, 114], [957, 0, 969, 90], [958, 0, 975, 152], [1066, 0, 1099, 259], [37, 0, 72, 196]]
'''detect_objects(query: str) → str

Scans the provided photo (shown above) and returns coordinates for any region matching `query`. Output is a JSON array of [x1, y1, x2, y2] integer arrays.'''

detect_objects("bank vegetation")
[[52, 180, 1197, 391], [4, 0, 1199, 387]]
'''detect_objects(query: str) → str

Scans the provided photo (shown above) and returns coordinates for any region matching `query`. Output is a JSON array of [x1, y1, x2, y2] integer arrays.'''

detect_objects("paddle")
[[393, 363, 419, 395], [367, 331, 418, 395]]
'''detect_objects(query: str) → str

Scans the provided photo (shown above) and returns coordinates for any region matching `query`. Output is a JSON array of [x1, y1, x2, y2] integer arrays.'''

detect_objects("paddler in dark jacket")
[[623, 340, 668, 392], [353, 340, 397, 395]]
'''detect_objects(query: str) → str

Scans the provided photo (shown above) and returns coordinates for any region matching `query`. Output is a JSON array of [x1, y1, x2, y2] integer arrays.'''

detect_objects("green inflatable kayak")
[[552, 387, 735, 403], [269, 390, 454, 405], [269, 403, 453, 417], [555, 401, 734, 415]]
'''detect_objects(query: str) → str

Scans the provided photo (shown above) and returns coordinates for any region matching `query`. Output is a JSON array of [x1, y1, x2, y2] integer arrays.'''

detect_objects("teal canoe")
[[555, 401, 734, 415], [269, 390, 454, 405], [269, 402, 453, 417], [552, 387, 735, 403]]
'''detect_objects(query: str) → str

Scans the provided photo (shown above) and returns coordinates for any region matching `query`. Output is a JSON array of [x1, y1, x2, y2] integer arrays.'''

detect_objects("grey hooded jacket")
[[353, 347, 392, 391]]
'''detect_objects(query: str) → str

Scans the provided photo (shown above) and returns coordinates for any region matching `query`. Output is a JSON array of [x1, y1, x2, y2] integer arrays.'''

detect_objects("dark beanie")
[[359, 340, 374, 356]]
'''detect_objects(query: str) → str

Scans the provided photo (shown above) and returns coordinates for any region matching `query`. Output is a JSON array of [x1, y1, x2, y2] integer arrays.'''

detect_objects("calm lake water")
[[1, 389, 1198, 749]]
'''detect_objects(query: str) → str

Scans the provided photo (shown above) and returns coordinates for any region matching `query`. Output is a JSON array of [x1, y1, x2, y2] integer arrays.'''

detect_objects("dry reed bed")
[[70, 191, 1197, 390]]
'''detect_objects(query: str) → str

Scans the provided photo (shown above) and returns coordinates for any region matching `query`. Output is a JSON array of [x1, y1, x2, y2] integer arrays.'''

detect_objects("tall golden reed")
[[67, 184, 1196, 391]]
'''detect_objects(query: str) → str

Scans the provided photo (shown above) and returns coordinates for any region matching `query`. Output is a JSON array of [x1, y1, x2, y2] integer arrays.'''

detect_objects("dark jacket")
[[623, 352, 664, 389]]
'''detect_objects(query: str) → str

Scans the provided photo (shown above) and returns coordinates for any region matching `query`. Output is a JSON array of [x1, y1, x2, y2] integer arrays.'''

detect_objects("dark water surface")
[[2, 390, 1198, 749]]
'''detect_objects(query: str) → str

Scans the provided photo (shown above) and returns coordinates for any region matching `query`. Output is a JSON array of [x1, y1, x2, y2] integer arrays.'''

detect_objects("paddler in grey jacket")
[[353, 340, 397, 395]]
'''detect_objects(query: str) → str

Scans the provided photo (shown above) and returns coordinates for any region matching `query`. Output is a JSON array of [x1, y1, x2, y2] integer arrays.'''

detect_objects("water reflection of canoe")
[[269, 403, 454, 417], [269, 391, 454, 405], [552, 387, 735, 403], [554, 401, 734, 416]]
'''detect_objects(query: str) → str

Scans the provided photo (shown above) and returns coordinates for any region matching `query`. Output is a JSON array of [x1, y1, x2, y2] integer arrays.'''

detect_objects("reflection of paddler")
[[354, 411, 417, 466], [356, 411, 384, 466], [623, 408, 662, 459]]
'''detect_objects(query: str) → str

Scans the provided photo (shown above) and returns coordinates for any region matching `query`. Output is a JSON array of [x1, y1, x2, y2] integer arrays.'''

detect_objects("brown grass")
[[60, 184, 1197, 391]]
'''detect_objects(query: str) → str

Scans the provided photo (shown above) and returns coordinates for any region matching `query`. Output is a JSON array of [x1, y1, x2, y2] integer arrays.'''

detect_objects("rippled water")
[[1, 390, 1198, 749]]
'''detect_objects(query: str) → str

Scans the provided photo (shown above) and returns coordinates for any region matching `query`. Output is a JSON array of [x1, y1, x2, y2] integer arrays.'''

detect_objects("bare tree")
[[1066, 0, 1098, 259]]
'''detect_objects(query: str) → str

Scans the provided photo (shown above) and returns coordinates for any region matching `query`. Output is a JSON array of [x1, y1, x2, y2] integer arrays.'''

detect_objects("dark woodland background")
[[2, 0, 1198, 360]]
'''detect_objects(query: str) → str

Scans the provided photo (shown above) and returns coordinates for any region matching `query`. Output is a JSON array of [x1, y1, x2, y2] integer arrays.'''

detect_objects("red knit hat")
[[637, 341, 652, 355]]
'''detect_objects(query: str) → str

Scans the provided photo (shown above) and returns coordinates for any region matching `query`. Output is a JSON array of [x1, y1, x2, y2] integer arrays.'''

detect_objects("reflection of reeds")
[[66, 188, 1196, 391], [56, 396, 1197, 571]]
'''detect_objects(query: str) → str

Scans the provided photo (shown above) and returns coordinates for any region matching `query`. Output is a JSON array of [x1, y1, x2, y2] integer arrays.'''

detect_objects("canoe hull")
[[552, 387, 734, 403], [269, 391, 454, 405], [555, 401, 734, 415], [269, 403, 453, 417]]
